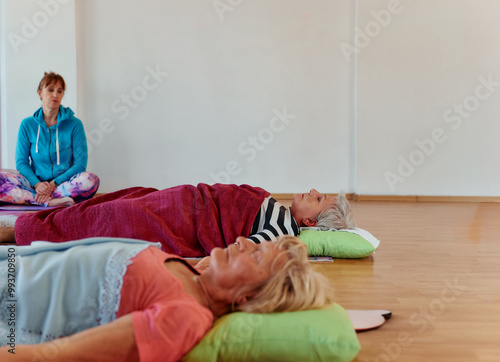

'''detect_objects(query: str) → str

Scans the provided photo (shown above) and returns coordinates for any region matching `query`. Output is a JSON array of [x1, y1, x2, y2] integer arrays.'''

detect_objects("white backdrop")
[[1, 0, 78, 170], [1, 0, 500, 196], [355, 0, 500, 196]]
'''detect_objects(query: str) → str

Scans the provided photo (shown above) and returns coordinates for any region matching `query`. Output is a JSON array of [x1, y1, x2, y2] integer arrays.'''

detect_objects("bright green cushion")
[[298, 228, 379, 258], [183, 303, 360, 362]]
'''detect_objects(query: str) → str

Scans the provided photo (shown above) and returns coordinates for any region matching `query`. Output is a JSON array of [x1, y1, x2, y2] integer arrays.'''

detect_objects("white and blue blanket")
[[0, 237, 160, 346]]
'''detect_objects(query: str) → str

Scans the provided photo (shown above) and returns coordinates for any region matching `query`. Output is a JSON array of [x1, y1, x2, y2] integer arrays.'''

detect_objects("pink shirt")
[[117, 246, 214, 362]]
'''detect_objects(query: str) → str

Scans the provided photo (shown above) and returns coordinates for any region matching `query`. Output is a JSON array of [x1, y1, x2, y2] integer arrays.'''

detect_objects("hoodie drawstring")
[[36, 125, 40, 153], [56, 127, 60, 165], [36, 124, 60, 164]]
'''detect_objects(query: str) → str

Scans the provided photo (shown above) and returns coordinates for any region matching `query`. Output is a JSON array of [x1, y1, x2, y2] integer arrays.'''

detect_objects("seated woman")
[[0, 235, 332, 361], [0, 71, 99, 208]]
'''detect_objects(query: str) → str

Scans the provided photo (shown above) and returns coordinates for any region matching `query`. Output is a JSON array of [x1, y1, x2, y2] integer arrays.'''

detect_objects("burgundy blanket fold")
[[15, 183, 269, 257]]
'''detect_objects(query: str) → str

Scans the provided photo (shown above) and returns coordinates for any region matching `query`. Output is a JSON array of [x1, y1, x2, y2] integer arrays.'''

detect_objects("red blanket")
[[15, 183, 269, 257]]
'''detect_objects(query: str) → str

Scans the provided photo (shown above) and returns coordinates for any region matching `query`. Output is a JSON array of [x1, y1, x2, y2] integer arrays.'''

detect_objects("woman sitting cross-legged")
[[0, 235, 332, 362], [0, 71, 99, 207]]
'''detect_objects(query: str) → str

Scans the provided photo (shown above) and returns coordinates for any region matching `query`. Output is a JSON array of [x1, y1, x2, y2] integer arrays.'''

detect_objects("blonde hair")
[[236, 235, 334, 313], [316, 192, 355, 230]]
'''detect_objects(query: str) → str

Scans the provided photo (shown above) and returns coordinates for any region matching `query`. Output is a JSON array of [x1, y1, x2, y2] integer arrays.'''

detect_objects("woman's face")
[[38, 80, 64, 111], [205, 237, 288, 299], [290, 189, 336, 227]]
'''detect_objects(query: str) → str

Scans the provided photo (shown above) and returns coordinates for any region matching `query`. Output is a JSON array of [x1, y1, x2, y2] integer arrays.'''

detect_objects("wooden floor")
[[308, 201, 500, 362], [3, 200, 499, 360]]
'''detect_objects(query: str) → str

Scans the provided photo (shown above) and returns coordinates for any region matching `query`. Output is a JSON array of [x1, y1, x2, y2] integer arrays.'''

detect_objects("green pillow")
[[298, 227, 380, 258], [183, 303, 360, 362]]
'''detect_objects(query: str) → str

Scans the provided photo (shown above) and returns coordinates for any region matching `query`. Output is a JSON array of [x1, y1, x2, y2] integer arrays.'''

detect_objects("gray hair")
[[315, 192, 355, 230]]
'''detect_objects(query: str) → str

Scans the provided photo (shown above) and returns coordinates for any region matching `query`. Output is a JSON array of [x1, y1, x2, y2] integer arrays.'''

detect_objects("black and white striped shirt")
[[247, 196, 300, 243]]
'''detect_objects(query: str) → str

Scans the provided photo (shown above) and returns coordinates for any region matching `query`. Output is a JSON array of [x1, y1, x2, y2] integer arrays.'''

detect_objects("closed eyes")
[[47, 88, 63, 93]]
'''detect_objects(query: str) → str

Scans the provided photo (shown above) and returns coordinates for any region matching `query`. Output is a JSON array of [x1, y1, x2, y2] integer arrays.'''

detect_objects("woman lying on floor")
[[0, 183, 355, 256], [0, 235, 332, 362]]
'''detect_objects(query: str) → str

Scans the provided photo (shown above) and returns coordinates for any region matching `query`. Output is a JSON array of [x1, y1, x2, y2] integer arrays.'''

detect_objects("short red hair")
[[38, 71, 66, 91]]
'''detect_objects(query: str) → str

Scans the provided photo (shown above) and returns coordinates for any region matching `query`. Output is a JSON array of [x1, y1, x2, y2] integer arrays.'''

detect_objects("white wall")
[[0, 0, 4, 166], [73, 0, 355, 193], [356, 0, 500, 196], [2, 0, 500, 196], [1, 0, 77, 166], [1, 0, 355, 194]]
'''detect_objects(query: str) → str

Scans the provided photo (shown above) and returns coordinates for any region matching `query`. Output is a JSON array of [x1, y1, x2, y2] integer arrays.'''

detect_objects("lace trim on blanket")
[[98, 247, 142, 325]]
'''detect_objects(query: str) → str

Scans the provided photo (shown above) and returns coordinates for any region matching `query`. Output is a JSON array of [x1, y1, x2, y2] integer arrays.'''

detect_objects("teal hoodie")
[[16, 106, 88, 187]]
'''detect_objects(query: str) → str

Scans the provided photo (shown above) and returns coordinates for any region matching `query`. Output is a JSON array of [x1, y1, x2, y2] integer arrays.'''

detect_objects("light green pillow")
[[183, 303, 360, 362], [299, 227, 380, 258]]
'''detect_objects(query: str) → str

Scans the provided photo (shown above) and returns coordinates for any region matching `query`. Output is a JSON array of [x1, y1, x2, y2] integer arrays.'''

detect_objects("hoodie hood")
[[32, 106, 75, 126], [33, 106, 75, 165]]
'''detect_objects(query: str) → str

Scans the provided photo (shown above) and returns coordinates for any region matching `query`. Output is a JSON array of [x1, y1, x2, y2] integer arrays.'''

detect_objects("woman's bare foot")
[[48, 197, 76, 207], [0, 215, 17, 243], [0, 226, 15, 243]]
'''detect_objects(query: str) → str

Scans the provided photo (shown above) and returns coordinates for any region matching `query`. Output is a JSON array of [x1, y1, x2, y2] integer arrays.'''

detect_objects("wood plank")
[[273, 193, 500, 203]]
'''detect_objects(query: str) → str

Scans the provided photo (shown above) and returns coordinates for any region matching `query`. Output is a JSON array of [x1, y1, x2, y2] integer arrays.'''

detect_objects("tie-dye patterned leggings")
[[0, 170, 100, 206]]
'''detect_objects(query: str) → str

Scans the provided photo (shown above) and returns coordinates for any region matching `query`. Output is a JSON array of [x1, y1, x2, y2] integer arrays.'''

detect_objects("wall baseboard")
[[271, 193, 500, 203], [95, 192, 500, 203], [353, 195, 500, 203], [271, 193, 357, 200]]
